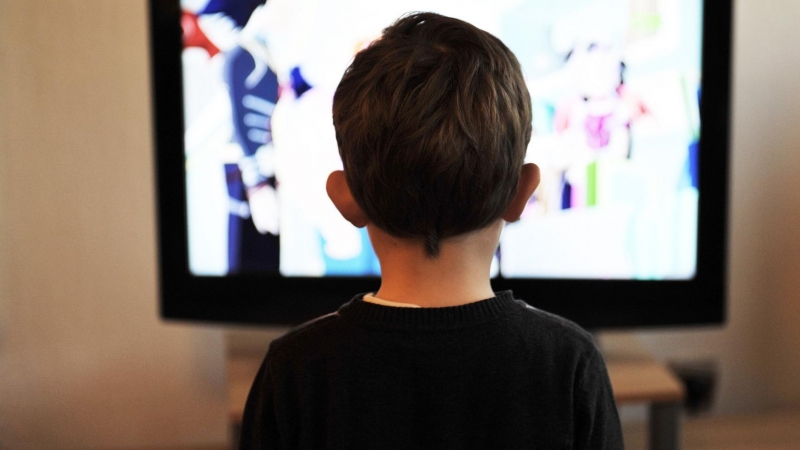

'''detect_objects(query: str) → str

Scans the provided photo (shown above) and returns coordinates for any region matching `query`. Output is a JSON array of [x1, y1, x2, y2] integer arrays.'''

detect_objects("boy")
[[240, 12, 623, 450]]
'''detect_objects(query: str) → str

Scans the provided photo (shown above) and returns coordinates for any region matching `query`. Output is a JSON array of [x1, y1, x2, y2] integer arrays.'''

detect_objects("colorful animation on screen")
[[181, 0, 701, 279]]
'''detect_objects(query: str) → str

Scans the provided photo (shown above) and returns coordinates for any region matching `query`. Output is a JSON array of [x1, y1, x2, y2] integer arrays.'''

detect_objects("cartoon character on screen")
[[553, 41, 648, 209], [183, 0, 281, 273], [268, 33, 381, 277]]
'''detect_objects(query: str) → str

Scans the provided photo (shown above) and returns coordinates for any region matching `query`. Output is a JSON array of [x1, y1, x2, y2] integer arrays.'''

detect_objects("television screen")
[[181, 0, 702, 280], [151, 0, 730, 327]]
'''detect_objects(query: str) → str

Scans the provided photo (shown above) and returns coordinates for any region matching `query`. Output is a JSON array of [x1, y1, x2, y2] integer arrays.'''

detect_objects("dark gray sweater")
[[239, 291, 624, 449]]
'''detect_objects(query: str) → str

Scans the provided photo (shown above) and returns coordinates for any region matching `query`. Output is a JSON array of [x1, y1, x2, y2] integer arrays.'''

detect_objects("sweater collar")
[[338, 290, 518, 329]]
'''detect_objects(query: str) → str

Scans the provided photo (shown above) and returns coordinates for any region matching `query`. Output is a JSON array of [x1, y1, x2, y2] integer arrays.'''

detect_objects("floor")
[[622, 410, 800, 450], [211, 410, 800, 450]]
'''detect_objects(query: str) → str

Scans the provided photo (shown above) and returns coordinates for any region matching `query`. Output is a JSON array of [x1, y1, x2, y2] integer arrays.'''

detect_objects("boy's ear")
[[326, 170, 370, 228], [502, 163, 540, 223]]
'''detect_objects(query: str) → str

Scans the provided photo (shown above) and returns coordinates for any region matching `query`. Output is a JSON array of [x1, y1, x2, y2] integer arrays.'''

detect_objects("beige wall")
[[0, 1, 228, 448], [740, 0, 800, 407]]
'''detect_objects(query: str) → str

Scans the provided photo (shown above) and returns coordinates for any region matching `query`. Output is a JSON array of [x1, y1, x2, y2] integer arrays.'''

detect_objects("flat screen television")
[[149, 0, 731, 328]]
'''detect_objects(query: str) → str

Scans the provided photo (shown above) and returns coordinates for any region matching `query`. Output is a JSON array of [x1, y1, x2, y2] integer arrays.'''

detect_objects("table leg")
[[649, 402, 681, 450]]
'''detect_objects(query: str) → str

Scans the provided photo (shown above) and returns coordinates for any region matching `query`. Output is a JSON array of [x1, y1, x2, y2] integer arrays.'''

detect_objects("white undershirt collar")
[[362, 293, 421, 308]]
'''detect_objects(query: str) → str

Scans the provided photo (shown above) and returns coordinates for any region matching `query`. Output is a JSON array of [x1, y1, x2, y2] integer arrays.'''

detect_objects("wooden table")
[[607, 355, 686, 450]]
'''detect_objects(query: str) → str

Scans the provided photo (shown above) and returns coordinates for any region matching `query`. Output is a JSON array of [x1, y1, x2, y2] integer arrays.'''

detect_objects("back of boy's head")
[[332, 12, 532, 257]]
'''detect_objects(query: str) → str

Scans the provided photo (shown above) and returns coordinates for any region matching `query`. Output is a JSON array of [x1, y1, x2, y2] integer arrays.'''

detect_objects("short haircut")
[[332, 12, 532, 257]]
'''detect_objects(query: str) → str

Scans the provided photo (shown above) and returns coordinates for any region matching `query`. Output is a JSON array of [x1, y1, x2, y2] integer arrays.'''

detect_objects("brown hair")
[[332, 12, 532, 257]]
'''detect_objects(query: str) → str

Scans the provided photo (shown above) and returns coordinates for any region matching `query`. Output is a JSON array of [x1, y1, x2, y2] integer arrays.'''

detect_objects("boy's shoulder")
[[266, 309, 344, 363], [513, 298, 595, 343], [511, 298, 600, 359]]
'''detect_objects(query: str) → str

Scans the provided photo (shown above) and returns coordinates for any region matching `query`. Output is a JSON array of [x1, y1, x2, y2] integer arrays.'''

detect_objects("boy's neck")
[[368, 224, 500, 308]]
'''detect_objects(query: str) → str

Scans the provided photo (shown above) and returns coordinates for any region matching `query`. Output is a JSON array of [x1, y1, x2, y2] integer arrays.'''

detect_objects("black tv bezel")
[[149, 0, 731, 328]]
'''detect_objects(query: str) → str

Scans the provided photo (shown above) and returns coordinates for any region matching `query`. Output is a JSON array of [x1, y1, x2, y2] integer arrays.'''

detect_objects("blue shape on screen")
[[320, 229, 381, 276], [225, 163, 246, 273], [224, 46, 279, 158], [224, 164, 280, 274], [561, 174, 572, 210], [200, 0, 265, 28], [290, 66, 313, 98], [688, 140, 699, 189]]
